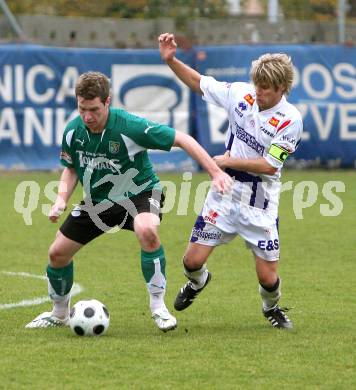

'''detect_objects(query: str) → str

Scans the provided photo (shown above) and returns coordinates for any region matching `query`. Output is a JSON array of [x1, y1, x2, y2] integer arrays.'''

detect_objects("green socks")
[[47, 261, 73, 297]]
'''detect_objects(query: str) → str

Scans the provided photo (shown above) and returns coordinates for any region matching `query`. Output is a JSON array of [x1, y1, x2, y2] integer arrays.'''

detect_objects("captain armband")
[[268, 144, 289, 163]]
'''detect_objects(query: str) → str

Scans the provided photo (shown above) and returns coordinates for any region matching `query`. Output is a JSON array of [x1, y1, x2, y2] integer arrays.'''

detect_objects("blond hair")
[[250, 53, 294, 95], [75, 71, 110, 103]]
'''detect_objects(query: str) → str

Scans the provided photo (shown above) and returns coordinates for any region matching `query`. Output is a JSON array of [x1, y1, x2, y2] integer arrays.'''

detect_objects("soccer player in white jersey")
[[159, 33, 303, 329]]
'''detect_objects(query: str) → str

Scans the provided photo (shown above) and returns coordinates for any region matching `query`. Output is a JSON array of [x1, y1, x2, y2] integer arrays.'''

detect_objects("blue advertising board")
[[0, 44, 355, 169], [0, 44, 195, 170], [193, 44, 356, 167]]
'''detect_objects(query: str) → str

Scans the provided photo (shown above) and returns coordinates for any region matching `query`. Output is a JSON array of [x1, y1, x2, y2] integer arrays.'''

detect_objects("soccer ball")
[[69, 299, 110, 336]]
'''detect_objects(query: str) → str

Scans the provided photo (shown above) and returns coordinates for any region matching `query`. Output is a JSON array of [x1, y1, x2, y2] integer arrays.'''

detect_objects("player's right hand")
[[158, 33, 177, 61], [49, 200, 67, 223]]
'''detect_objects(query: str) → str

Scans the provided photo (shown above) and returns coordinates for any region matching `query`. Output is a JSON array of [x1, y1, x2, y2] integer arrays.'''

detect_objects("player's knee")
[[183, 254, 205, 270], [48, 243, 70, 267], [258, 273, 278, 288], [137, 226, 160, 250], [255, 257, 279, 286]]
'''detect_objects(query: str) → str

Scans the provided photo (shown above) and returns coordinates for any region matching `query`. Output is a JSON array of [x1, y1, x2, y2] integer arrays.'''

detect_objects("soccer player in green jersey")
[[25, 71, 232, 332]]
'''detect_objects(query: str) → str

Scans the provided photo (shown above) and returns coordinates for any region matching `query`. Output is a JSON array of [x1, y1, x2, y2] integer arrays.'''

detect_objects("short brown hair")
[[250, 53, 294, 95], [75, 71, 110, 103]]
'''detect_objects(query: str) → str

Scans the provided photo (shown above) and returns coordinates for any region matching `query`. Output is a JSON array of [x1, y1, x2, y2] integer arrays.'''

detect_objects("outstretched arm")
[[173, 131, 232, 193], [158, 32, 203, 95], [49, 167, 78, 222]]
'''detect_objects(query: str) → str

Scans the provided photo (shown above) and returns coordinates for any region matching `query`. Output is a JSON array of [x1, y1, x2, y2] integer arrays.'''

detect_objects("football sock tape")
[[260, 277, 280, 293]]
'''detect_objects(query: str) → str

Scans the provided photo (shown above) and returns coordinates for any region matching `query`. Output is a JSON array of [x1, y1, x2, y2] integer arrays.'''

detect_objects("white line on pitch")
[[0, 271, 84, 310]]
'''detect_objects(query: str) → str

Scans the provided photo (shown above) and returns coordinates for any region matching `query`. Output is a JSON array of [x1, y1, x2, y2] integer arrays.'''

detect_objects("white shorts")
[[190, 189, 280, 261]]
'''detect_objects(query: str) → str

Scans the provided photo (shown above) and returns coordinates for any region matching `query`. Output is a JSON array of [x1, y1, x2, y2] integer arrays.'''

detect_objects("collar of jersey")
[[258, 95, 286, 116], [105, 108, 116, 130]]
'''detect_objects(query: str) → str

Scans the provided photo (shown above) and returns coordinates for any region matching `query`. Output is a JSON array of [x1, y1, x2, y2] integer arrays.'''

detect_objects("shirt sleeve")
[[122, 113, 176, 151], [265, 116, 303, 169], [60, 128, 75, 168], [200, 75, 232, 110]]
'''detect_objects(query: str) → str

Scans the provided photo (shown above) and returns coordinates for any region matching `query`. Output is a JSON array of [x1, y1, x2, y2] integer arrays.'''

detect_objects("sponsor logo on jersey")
[[144, 123, 155, 134], [75, 139, 85, 146], [244, 94, 255, 106], [277, 120, 291, 133], [238, 101, 247, 111], [234, 123, 265, 156], [190, 215, 222, 242], [191, 228, 222, 242], [109, 141, 120, 154], [234, 107, 243, 118], [203, 209, 219, 225], [260, 126, 274, 137], [281, 134, 297, 145], [276, 111, 285, 117], [258, 239, 279, 251], [60, 151, 73, 164], [76, 151, 121, 173], [269, 117, 280, 127]]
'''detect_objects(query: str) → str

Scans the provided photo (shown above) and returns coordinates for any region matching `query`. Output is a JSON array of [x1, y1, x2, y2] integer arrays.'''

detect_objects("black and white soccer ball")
[[69, 299, 110, 336]]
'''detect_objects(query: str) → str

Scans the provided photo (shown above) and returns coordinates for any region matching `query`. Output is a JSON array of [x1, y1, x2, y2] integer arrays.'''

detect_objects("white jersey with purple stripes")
[[189, 76, 303, 260], [201, 75, 303, 218]]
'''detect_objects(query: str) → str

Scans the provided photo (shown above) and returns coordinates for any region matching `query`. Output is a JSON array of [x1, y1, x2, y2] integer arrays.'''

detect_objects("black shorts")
[[59, 190, 164, 245]]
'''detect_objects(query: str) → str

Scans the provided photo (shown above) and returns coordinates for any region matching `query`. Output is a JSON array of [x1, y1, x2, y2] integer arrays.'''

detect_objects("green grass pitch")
[[0, 170, 355, 389]]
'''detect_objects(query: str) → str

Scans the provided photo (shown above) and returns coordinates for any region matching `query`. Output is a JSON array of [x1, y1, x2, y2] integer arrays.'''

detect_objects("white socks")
[[147, 258, 167, 313], [48, 281, 71, 319], [184, 263, 209, 290], [259, 279, 281, 311]]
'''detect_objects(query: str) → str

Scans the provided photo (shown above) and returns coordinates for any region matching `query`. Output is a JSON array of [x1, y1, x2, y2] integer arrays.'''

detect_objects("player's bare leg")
[[174, 242, 214, 311], [255, 255, 292, 329], [134, 212, 177, 332]]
